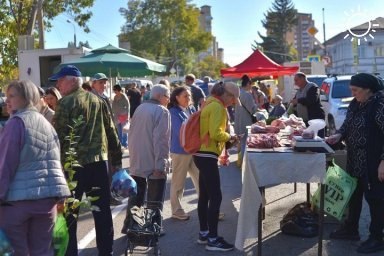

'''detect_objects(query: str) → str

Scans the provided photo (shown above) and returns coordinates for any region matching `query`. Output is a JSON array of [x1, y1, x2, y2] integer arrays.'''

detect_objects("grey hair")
[[7, 80, 40, 109], [150, 84, 170, 100], [65, 75, 83, 87]]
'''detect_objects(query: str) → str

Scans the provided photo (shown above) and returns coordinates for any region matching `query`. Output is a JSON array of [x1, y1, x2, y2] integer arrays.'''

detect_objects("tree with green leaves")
[[119, 0, 212, 75], [192, 55, 227, 80], [0, 0, 95, 86], [253, 0, 297, 64]]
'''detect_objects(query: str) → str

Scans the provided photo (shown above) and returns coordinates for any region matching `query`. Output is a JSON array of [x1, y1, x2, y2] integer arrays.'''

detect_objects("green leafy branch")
[[63, 115, 100, 219]]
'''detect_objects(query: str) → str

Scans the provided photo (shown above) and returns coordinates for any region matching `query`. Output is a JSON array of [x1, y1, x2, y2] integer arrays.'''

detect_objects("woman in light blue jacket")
[[168, 86, 199, 221]]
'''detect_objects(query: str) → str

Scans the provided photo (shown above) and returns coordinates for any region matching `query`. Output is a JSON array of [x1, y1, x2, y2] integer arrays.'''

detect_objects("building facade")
[[198, 5, 224, 62], [285, 13, 316, 61], [319, 17, 384, 75]]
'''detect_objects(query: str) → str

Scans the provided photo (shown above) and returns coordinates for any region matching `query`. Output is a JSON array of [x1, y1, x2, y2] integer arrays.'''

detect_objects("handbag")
[[312, 160, 357, 220], [239, 98, 257, 123], [53, 213, 69, 256]]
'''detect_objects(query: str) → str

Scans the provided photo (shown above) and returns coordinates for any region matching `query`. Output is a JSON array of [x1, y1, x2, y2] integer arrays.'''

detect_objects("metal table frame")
[[256, 183, 325, 256]]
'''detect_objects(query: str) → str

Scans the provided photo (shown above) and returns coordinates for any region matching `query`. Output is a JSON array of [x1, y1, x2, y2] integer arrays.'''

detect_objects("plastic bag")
[[122, 122, 130, 133], [280, 202, 319, 237], [218, 149, 230, 166], [312, 160, 357, 220], [303, 119, 326, 139], [0, 228, 14, 256], [111, 169, 137, 200], [52, 213, 69, 256]]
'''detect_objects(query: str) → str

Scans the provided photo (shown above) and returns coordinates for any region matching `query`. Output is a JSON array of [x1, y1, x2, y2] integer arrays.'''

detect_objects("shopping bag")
[[312, 160, 357, 220], [53, 213, 69, 256], [0, 228, 14, 256], [111, 169, 137, 200]]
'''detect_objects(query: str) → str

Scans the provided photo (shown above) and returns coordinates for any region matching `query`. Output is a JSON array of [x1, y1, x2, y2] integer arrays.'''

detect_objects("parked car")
[[319, 75, 353, 135], [307, 75, 327, 87]]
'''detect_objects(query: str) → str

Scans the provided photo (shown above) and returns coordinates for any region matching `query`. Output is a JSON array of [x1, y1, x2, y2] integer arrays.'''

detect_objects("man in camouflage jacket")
[[50, 65, 122, 256]]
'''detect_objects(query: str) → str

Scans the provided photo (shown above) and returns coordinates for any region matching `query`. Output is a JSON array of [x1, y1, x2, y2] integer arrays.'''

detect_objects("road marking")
[[78, 199, 128, 254]]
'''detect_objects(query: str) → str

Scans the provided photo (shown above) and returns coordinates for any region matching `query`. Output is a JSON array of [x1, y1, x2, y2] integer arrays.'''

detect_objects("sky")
[[45, 0, 384, 67]]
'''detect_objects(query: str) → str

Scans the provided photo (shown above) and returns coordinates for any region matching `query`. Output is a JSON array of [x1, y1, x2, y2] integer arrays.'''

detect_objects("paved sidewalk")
[[107, 151, 382, 255]]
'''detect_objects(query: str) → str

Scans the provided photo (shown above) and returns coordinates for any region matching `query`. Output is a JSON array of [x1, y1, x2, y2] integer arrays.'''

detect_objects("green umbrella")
[[59, 44, 166, 77]]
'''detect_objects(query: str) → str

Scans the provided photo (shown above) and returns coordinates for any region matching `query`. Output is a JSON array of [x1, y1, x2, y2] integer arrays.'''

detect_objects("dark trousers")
[[366, 196, 384, 240], [65, 161, 113, 256], [123, 176, 166, 229], [193, 156, 222, 238], [346, 177, 384, 240], [345, 178, 364, 231]]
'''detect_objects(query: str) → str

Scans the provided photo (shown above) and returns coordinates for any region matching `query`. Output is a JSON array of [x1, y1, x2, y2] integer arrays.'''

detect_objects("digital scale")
[[291, 136, 335, 154]]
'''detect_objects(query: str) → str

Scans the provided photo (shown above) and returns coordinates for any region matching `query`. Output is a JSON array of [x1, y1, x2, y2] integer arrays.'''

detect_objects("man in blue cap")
[[50, 65, 122, 256]]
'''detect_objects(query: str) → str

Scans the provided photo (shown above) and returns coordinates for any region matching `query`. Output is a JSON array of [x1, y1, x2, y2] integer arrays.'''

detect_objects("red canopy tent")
[[220, 49, 299, 78]]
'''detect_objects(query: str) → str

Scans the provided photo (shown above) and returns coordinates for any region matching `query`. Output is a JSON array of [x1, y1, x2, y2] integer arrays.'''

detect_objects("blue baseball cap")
[[49, 65, 82, 81]]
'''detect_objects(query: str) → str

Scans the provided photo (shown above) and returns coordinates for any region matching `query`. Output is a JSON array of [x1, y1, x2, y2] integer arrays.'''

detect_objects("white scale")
[[291, 136, 335, 154]]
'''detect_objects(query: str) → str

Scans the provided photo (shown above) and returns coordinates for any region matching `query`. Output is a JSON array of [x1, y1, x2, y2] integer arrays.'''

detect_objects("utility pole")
[[322, 8, 327, 56], [67, 19, 77, 48]]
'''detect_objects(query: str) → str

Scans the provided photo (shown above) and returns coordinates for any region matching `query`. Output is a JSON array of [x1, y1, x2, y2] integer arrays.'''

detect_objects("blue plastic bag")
[[111, 169, 137, 200], [0, 228, 14, 256]]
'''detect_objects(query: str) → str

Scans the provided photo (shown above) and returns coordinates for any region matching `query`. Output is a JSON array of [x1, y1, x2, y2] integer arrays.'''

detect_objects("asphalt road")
[[75, 150, 382, 256]]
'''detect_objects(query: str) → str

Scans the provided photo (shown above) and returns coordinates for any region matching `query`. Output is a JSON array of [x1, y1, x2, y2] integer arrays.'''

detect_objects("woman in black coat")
[[327, 73, 384, 254]]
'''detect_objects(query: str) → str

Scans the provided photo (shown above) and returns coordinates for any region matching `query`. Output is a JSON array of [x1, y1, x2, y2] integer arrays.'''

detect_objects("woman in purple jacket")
[[0, 80, 70, 255]]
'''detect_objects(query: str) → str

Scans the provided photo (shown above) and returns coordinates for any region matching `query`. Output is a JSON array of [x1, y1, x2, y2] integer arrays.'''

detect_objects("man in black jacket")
[[291, 72, 325, 137]]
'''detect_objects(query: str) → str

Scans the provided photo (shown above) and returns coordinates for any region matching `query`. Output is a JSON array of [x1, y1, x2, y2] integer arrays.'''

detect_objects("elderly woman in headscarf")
[[326, 73, 384, 254]]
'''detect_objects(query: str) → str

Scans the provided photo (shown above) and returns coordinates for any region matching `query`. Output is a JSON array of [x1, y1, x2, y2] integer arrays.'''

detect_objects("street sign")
[[307, 26, 319, 36], [307, 55, 320, 62], [322, 56, 331, 66]]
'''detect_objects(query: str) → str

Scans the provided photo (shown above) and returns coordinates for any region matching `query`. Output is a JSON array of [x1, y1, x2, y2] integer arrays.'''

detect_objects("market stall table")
[[235, 148, 326, 255]]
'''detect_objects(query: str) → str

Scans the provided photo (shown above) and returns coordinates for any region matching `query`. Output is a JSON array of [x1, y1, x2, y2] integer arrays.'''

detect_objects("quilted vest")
[[6, 109, 70, 201]]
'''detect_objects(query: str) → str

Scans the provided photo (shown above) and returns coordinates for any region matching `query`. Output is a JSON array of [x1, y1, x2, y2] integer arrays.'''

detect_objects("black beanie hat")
[[350, 73, 384, 92], [241, 74, 251, 87]]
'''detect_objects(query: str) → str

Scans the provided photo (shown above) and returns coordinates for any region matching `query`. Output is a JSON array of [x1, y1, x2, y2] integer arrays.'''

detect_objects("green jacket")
[[54, 87, 122, 167], [199, 96, 231, 156]]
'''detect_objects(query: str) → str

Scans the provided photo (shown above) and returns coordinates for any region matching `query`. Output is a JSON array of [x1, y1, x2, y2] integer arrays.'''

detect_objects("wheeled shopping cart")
[[124, 177, 166, 256]]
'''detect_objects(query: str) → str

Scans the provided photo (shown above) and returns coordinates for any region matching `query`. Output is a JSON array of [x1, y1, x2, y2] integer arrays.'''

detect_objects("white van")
[[319, 75, 353, 135], [118, 79, 153, 89]]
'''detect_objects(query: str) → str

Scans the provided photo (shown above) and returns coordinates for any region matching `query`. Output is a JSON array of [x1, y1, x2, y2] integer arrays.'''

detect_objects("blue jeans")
[[116, 122, 128, 148]]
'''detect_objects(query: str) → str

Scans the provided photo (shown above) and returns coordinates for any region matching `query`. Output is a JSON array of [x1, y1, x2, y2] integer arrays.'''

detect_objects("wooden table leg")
[[318, 184, 325, 256]]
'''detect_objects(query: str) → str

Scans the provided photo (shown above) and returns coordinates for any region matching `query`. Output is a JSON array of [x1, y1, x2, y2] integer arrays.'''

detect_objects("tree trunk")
[[26, 0, 38, 35], [37, 0, 45, 49]]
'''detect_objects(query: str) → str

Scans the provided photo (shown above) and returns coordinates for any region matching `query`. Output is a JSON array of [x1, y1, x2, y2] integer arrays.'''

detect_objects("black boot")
[[329, 225, 360, 241], [357, 237, 384, 253]]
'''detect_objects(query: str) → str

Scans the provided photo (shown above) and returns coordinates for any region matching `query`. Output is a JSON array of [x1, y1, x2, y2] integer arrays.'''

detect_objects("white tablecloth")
[[235, 150, 326, 250]]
